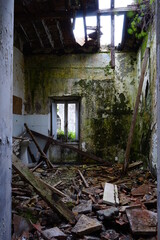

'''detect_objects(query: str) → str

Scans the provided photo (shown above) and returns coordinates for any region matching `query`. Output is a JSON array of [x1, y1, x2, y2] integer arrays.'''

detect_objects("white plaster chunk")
[[103, 183, 119, 205], [42, 227, 67, 239]]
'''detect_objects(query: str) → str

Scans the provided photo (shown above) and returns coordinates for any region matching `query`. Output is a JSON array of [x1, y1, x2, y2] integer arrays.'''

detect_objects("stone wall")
[[136, 21, 157, 174], [24, 52, 142, 163]]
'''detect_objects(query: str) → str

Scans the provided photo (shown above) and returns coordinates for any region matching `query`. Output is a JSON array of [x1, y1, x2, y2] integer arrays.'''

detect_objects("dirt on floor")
[[12, 162, 157, 240]]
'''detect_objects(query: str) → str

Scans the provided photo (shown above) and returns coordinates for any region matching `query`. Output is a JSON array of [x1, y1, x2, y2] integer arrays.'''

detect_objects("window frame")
[[51, 97, 80, 142]]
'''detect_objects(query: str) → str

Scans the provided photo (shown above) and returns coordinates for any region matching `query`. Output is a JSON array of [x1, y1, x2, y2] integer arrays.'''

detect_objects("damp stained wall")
[[24, 52, 143, 163], [13, 22, 158, 169], [135, 20, 157, 174], [13, 47, 25, 136]]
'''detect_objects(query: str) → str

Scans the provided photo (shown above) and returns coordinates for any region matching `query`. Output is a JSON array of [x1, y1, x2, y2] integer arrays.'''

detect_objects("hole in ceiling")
[[73, 0, 136, 49]]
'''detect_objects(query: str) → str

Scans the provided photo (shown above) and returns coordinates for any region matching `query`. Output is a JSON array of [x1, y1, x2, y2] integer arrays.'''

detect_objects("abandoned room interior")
[[1, 0, 160, 239]]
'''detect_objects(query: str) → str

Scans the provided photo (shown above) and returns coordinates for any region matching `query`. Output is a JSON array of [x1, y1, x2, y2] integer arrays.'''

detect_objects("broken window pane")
[[115, 0, 134, 8], [57, 103, 65, 139], [99, 0, 111, 9], [68, 103, 76, 140], [100, 16, 111, 48], [115, 15, 124, 46], [86, 16, 97, 41], [73, 17, 85, 46]]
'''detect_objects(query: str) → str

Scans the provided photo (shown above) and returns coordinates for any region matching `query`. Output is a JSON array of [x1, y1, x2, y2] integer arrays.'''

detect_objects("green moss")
[[104, 64, 112, 76], [17, 208, 38, 223], [141, 33, 148, 58]]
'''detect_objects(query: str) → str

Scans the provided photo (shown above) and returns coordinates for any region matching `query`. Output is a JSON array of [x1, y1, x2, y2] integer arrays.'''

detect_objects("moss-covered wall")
[[136, 20, 157, 173], [24, 52, 150, 163]]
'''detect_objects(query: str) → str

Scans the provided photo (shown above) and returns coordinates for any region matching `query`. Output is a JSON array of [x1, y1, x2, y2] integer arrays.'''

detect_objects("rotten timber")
[[42, 20, 54, 49], [12, 154, 75, 224], [111, 0, 115, 68], [24, 123, 53, 169], [32, 22, 44, 48], [20, 24, 32, 47], [98, 5, 138, 16], [38, 137, 53, 164], [78, 169, 89, 188], [123, 48, 150, 173], [15, 6, 138, 24], [30, 130, 110, 165], [82, 0, 87, 43]]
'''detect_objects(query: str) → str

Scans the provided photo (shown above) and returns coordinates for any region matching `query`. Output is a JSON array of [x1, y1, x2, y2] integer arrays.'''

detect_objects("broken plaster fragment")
[[72, 214, 102, 236]]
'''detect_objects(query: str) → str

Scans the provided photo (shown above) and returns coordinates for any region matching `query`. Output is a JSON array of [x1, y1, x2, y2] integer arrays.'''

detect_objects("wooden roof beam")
[[111, 0, 115, 68], [32, 22, 44, 48], [15, 11, 73, 23], [19, 24, 32, 47], [82, 0, 87, 43], [56, 20, 64, 47], [42, 20, 54, 49], [98, 5, 138, 16]]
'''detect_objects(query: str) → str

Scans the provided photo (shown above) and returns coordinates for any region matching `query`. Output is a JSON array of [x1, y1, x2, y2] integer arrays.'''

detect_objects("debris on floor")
[[12, 154, 157, 240], [12, 127, 157, 239]]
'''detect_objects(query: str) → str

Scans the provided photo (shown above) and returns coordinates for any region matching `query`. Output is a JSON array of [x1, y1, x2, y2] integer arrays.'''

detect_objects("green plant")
[[57, 129, 76, 141], [68, 131, 76, 140], [57, 129, 65, 140], [127, 0, 155, 40]]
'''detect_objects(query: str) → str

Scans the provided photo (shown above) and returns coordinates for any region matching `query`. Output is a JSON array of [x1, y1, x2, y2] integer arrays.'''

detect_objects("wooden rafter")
[[98, 5, 138, 16], [32, 22, 44, 48], [15, 11, 73, 23], [56, 20, 64, 47], [42, 20, 54, 49], [19, 24, 32, 46], [82, 0, 87, 43], [111, 0, 115, 68], [97, 13, 100, 48]]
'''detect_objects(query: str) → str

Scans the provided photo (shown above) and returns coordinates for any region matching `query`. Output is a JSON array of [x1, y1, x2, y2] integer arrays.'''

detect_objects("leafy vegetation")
[[57, 129, 76, 141], [127, 0, 155, 40]]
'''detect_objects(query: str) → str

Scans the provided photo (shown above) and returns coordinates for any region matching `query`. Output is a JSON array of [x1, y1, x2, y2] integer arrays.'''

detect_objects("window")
[[51, 97, 80, 142]]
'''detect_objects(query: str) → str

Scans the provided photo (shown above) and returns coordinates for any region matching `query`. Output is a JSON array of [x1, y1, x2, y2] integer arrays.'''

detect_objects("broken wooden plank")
[[30, 130, 110, 165], [40, 179, 67, 198], [111, 0, 115, 68], [31, 161, 43, 172], [126, 207, 157, 235], [82, 0, 87, 43], [53, 180, 63, 188], [27, 146, 36, 163], [12, 154, 75, 224], [103, 183, 119, 205], [98, 5, 138, 15], [24, 123, 53, 169], [123, 48, 150, 173], [38, 137, 53, 164], [78, 169, 89, 188], [128, 160, 143, 170]]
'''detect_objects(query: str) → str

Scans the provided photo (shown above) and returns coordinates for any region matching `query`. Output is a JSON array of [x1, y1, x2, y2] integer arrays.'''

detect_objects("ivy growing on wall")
[[127, 0, 155, 40]]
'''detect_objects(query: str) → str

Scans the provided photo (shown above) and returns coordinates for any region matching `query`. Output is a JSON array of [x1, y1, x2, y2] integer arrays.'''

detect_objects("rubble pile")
[[12, 162, 157, 240]]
